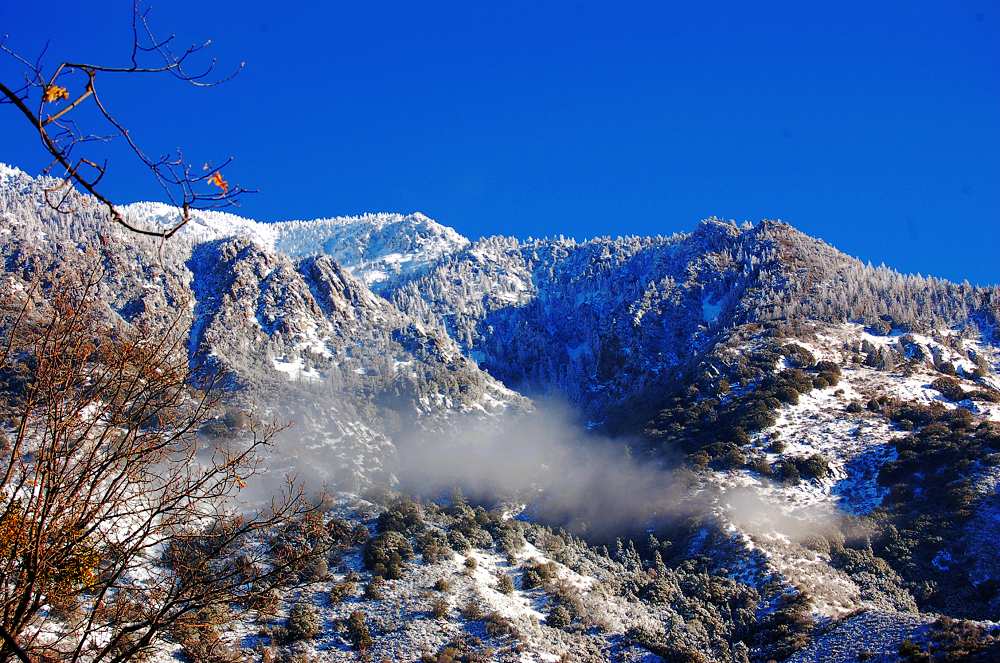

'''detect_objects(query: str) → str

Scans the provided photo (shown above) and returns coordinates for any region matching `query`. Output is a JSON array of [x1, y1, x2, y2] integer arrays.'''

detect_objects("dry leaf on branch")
[[43, 84, 70, 103], [208, 170, 229, 194]]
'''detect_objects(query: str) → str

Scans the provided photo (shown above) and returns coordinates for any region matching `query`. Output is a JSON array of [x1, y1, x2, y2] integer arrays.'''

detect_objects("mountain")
[[3, 162, 1000, 661], [388, 217, 1000, 428], [119, 201, 469, 290], [0, 165, 522, 488]]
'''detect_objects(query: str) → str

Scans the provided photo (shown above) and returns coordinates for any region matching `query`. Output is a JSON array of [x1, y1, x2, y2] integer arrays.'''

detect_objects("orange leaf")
[[43, 84, 70, 103], [208, 171, 229, 194]]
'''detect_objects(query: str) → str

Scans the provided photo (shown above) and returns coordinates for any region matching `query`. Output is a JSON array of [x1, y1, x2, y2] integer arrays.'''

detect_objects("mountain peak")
[[271, 211, 469, 289], [0, 162, 28, 183]]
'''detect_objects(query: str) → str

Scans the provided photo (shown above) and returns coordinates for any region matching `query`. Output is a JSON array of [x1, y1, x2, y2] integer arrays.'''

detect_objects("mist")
[[391, 401, 705, 541], [243, 399, 845, 549]]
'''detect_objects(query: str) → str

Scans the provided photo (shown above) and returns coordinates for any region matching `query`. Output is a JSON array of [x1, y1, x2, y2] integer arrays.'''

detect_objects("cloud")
[[392, 400, 700, 540]]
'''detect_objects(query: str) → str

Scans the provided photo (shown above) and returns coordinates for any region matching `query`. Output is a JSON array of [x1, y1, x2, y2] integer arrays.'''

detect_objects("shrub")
[[799, 454, 831, 480], [898, 639, 921, 657], [421, 636, 494, 663], [329, 580, 355, 604], [969, 388, 1000, 403], [711, 444, 747, 470], [800, 534, 830, 555], [464, 556, 478, 571], [546, 604, 571, 629], [931, 376, 966, 402], [247, 588, 280, 616], [778, 461, 801, 485], [326, 524, 362, 565], [300, 555, 328, 582], [346, 610, 372, 652], [752, 591, 813, 660], [431, 597, 449, 620], [783, 344, 816, 368], [200, 418, 233, 440], [176, 627, 243, 663], [286, 603, 321, 642], [419, 529, 452, 564], [171, 606, 241, 663], [222, 408, 250, 432], [815, 360, 841, 376], [495, 521, 527, 555], [377, 496, 425, 535], [351, 524, 370, 545], [364, 576, 385, 600], [460, 600, 484, 621], [496, 573, 514, 594], [447, 529, 471, 553], [910, 616, 1000, 660], [749, 456, 772, 476], [484, 612, 517, 638], [775, 386, 800, 405], [364, 531, 413, 578], [869, 319, 893, 336], [434, 578, 451, 592], [521, 561, 558, 589], [627, 625, 709, 662], [689, 451, 711, 468]]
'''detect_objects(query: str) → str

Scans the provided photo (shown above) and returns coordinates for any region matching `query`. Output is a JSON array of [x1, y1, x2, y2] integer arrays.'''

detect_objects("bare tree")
[[0, 1, 251, 239], [0, 266, 319, 663]]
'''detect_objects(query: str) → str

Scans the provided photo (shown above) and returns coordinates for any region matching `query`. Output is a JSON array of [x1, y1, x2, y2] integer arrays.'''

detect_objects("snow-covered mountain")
[[0, 165, 520, 487], [120, 201, 469, 290], [3, 162, 1000, 661]]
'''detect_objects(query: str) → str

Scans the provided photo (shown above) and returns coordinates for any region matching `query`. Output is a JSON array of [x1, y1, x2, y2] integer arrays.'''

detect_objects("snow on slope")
[[273, 212, 469, 289], [708, 323, 1000, 618], [0, 163, 28, 182], [118, 200, 469, 289], [121, 201, 279, 249]]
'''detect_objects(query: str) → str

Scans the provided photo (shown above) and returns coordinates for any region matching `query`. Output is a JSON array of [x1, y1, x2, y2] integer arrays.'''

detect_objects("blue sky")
[[1, 1, 997, 283]]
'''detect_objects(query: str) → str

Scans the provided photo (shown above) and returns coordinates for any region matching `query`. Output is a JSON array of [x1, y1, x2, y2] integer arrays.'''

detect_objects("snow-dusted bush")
[[419, 529, 452, 563], [546, 604, 571, 629], [460, 599, 484, 621], [484, 612, 518, 638], [931, 376, 966, 402], [345, 610, 372, 652], [377, 495, 425, 535], [521, 560, 558, 589], [431, 597, 449, 620], [286, 603, 321, 642], [329, 579, 355, 603], [363, 576, 385, 600], [364, 531, 413, 578], [447, 529, 471, 553], [495, 572, 514, 594]]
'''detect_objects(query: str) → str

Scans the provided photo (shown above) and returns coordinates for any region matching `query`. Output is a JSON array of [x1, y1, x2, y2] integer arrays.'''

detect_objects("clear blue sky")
[[2, 1, 997, 283]]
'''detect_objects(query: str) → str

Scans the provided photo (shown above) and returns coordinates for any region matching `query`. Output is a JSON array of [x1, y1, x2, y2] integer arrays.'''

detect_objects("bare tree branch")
[[0, 1, 252, 239]]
